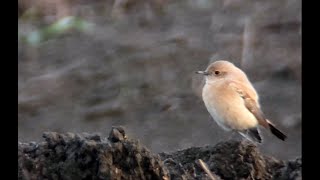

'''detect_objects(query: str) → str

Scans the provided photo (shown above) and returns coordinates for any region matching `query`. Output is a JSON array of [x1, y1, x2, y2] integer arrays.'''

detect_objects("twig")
[[198, 159, 216, 180]]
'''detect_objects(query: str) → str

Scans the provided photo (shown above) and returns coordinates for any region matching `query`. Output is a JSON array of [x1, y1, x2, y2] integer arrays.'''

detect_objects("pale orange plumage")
[[196, 60, 287, 143]]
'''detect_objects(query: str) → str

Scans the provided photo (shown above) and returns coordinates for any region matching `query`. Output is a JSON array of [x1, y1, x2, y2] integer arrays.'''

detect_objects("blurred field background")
[[18, 0, 301, 160]]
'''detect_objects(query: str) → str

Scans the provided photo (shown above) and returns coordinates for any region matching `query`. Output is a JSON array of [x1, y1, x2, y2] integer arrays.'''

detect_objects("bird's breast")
[[202, 82, 258, 130], [202, 83, 231, 131]]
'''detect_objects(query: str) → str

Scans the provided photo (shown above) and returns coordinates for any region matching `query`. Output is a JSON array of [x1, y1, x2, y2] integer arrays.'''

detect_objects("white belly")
[[205, 100, 232, 131]]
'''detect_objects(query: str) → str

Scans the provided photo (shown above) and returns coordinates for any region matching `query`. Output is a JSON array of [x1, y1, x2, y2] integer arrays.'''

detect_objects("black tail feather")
[[248, 128, 262, 143], [269, 123, 287, 141]]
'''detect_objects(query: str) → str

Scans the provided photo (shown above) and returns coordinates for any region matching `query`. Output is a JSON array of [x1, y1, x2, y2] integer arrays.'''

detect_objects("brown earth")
[[18, 127, 301, 180]]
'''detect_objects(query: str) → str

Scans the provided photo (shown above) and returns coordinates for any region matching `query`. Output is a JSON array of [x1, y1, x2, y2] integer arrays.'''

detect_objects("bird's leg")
[[238, 130, 258, 145]]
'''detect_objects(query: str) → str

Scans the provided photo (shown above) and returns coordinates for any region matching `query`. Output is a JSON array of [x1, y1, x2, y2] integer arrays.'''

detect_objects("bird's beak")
[[195, 71, 210, 75]]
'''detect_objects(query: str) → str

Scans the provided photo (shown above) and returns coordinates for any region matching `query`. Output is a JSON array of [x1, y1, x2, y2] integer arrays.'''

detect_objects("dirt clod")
[[18, 127, 301, 180]]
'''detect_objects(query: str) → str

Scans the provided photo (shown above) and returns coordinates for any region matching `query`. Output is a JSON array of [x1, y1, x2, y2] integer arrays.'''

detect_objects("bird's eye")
[[214, 71, 220, 75]]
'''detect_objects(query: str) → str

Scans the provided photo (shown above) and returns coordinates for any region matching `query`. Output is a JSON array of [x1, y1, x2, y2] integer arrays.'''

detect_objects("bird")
[[196, 60, 287, 143]]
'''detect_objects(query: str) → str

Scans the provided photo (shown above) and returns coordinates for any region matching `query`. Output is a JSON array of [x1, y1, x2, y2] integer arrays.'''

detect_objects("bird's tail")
[[267, 120, 287, 141]]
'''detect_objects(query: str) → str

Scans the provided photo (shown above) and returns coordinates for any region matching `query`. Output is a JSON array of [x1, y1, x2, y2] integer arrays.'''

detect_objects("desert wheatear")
[[196, 60, 287, 143]]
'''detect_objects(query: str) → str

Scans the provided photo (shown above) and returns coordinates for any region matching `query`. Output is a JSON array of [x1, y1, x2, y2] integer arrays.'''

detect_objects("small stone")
[[108, 126, 126, 143]]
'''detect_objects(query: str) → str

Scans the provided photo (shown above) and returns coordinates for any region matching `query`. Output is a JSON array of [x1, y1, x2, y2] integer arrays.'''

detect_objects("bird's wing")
[[228, 81, 269, 128]]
